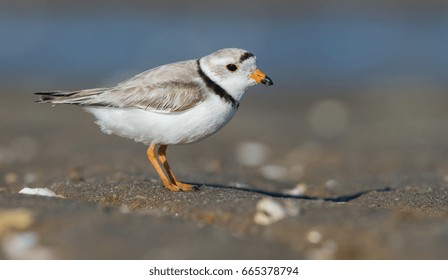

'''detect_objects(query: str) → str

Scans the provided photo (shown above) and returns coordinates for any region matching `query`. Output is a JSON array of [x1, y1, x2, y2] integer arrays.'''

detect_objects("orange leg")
[[158, 145, 193, 191], [146, 144, 179, 192]]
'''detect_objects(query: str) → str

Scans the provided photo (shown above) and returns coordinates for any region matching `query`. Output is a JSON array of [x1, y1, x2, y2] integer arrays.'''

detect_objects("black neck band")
[[196, 59, 239, 109]]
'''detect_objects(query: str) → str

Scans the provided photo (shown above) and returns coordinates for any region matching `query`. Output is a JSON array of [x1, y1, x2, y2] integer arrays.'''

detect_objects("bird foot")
[[175, 182, 193, 192], [162, 181, 193, 192], [163, 182, 181, 192]]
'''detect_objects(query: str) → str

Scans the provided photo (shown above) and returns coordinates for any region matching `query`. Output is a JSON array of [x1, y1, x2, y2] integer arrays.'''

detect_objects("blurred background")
[[2, 0, 448, 187], [2, 0, 448, 89]]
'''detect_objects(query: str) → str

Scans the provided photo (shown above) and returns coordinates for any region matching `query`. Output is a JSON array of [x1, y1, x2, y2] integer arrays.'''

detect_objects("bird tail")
[[34, 88, 109, 106]]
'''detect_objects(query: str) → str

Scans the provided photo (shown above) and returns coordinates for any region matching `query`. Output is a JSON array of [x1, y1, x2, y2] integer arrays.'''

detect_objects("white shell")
[[253, 198, 287, 226], [18, 187, 59, 198]]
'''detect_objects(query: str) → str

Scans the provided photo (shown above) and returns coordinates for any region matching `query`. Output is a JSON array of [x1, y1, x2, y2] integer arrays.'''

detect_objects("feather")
[[34, 60, 206, 112]]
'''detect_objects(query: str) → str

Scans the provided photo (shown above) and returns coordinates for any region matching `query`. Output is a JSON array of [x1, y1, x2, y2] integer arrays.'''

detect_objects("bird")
[[35, 48, 273, 192]]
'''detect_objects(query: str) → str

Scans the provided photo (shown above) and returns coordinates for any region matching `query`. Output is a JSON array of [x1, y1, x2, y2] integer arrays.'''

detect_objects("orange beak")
[[250, 69, 273, 86]]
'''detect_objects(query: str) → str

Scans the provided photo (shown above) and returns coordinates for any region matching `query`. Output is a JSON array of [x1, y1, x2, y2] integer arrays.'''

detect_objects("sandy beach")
[[1, 88, 448, 259]]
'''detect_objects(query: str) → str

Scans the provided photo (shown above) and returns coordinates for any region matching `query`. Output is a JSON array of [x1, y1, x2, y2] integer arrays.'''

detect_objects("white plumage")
[[86, 93, 235, 145]]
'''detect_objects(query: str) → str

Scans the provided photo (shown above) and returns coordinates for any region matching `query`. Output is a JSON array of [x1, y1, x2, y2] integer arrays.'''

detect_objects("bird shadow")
[[189, 183, 393, 203]]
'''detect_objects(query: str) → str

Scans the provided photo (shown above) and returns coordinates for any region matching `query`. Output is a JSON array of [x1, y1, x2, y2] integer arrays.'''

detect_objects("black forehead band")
[[239, 52, 255, 63]]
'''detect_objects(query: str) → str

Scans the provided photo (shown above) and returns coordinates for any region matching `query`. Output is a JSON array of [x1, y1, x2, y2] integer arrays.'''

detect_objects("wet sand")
[[1, 88, 448, 259]]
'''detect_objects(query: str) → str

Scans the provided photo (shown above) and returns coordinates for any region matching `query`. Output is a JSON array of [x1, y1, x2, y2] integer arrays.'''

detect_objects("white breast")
[[85, 94, 237, 145]]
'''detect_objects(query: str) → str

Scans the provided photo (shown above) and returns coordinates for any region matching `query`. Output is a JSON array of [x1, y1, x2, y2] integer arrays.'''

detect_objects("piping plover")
[[35, 48, 273, 192]]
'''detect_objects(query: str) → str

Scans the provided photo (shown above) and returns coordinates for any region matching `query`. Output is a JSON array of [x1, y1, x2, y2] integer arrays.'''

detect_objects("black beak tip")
[[261, 76, 273, 86]]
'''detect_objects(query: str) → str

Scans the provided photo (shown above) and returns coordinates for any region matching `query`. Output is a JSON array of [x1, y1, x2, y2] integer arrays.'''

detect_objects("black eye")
[[226, 64, 238, 72]]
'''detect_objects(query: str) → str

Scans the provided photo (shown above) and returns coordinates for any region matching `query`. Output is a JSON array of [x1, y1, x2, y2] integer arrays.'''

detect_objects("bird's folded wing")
[[101, 81, 204, 112], [103, 60, 205, 112], [35, 60, 206, 113]]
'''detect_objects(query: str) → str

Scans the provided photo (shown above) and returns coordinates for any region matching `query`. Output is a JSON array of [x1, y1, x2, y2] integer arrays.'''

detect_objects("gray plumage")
[[36, 60, 205, 112]]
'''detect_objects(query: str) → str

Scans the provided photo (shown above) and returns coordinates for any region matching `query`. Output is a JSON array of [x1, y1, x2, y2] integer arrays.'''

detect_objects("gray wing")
[[35, 60, 205, 113]]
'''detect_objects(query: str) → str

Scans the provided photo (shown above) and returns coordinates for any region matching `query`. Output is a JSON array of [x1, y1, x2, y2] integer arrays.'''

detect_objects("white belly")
[[85, 95, 237, 145]]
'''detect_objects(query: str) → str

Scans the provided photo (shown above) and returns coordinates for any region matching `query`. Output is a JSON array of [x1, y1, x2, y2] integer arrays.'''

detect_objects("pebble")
[[228, 182, 252, 189], [283, 183, 308, 196], [307, 230, 323, 244], [253, 198, 287, 226], [2, 232, 54, 259], [235, 141, 270, 167], [18, 187, 63, 198]]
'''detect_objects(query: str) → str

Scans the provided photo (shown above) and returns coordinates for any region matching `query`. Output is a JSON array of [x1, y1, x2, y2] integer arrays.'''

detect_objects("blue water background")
[[1, 10, 448, 89]]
